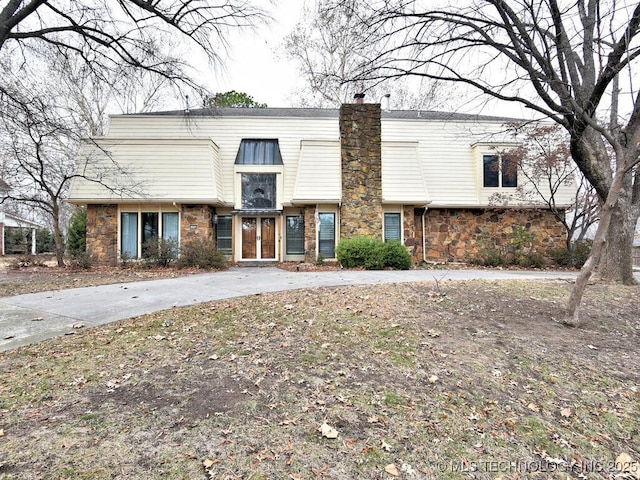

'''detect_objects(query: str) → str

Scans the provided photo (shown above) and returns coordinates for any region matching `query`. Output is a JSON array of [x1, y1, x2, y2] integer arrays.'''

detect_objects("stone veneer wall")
[[180, 205, 215, 243], [423, 208, 566, 262], [304, 206, 318, 263], [86, 204, 118, 265], [403, 206, 423, 262], [339, 103, 383, 239]]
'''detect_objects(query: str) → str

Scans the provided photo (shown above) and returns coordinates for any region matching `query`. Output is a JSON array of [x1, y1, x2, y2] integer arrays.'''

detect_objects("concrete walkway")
[[0, 267, 584, 352]]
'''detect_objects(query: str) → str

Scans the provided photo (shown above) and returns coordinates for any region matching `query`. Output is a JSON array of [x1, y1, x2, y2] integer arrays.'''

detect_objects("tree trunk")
[[597, 190, 639, 285], [565, 135, 639, 325], [51, 204, 65, 267]]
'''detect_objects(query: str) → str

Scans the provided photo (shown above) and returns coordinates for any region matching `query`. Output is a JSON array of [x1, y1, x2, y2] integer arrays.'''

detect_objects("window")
[[286, 215, 305, 255], [241, 173, 276, 209], [483, 154, 517, 188], [235, 139, 283, 165], [162, 212, 179, 241], [318, 212, 335, 258], [121, 212, 138, 258], [216, 215, 232, 254], [384, 213, 401, 242], [120, 210, 179, 259]]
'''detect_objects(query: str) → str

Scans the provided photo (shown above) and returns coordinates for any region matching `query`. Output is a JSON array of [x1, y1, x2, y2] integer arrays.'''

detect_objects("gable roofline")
[[115, 107, 524, 124]]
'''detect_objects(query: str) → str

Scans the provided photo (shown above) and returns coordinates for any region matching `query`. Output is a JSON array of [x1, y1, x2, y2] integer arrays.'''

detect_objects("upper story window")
[[235, 139, 283, 165], [483, 154, 517, 188], [241, 173, 276, 209]]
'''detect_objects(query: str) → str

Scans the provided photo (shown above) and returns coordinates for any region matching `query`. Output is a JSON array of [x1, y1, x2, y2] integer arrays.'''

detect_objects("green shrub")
[[364, 240, 386, 270], [67, 208, 86, 257], [177, 238, 229, 270], [142, 238, 178, 267], [336, 236, 373, 268], [336, 236, 412, 270], [384, 240, 412, 270]]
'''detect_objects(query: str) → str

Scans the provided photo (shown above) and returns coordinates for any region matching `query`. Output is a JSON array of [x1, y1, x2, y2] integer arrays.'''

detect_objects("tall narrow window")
[[318, 212, 335, 258], [121, 212, 138, 258], [216, 215, 232, 254], [286, 215, 305, 255], [162, 212, 179, 241], [501, 156, 518, 187], [384, 213, 401, 242], [483, 155, 499, 187], [141, 212, 158, 244]]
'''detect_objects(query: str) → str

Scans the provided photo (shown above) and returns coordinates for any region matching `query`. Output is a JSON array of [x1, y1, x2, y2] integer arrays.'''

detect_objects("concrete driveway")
[[0, 266, 586, 352]]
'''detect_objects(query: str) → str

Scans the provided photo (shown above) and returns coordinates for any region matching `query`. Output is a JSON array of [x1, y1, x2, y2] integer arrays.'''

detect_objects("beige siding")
[[381, 141, 429, 204], [69, 138, 223, 203], [71, 111, 576, 209], [292, 140, 342, 203], [98, 114, 339, 206]]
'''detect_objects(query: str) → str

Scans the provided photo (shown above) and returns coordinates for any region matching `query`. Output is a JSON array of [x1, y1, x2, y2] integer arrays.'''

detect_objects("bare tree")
[[282, 0, 452, 109], [491, 123, 600, 253], [0, 62, 141, 267], [356, 1, 640, 324], [0, 1, 266, 81]]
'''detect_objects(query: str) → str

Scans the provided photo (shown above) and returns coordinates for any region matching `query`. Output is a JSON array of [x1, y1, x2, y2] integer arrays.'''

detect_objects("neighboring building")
[[68, 99, 574, 265], [0, 179, 40, 256]]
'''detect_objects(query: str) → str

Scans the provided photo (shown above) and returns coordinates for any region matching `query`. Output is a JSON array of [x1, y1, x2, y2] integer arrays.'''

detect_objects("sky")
[[193, 1, 534, 118], [203, 0, 306, 108]]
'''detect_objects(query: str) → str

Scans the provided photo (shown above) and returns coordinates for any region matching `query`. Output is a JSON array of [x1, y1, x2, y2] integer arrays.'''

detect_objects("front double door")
[[241, 217, 276, 260]]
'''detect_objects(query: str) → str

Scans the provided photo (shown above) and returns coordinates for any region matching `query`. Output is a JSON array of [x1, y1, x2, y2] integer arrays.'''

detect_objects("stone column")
[[86, 204, 118, 264], [180, 205, 215, 243], [339, 102, 383, 239]]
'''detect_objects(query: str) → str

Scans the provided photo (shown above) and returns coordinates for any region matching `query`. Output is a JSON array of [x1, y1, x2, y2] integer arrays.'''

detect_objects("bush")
[[549, 240, 592, 268], [68, 252, 93, 270], [9, 254, 47, 269], [335, 236, 373, 268], [384, 240, 412, 270], [336, 236, 412, 270], [364, 240, 386, 270], [177, 238, 229, 270], [469, 225, 547, 268], [67, 208, 86, 257], [142, 238, 178, 267]]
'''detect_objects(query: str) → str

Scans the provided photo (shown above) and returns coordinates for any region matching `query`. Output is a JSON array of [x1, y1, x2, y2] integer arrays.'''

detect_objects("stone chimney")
[[339, 95, 383, 239]]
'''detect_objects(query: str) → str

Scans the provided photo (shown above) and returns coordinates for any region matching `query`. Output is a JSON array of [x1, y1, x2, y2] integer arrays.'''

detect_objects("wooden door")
[[260, 217, 276, 259], [242, 218, 257, 259]]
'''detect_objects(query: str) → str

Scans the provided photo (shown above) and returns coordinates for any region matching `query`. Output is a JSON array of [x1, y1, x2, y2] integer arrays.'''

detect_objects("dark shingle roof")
[[130, 106, 522, 123]]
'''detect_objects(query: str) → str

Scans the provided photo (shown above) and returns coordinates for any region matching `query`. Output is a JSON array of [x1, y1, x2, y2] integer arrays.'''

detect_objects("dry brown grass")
[[0, 278, 639, 479]]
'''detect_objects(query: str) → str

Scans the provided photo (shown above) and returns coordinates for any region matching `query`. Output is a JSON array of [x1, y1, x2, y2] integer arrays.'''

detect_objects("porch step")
[[237, 261, 279, 267]]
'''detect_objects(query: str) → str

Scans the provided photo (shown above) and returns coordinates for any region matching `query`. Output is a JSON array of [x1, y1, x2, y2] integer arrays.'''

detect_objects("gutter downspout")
[[422, 207, 428, 263]]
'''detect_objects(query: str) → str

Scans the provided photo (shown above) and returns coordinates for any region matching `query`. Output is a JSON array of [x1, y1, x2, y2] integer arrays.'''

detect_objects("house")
[[0, 179, 40, 256], [67, 98, 574, 265]]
